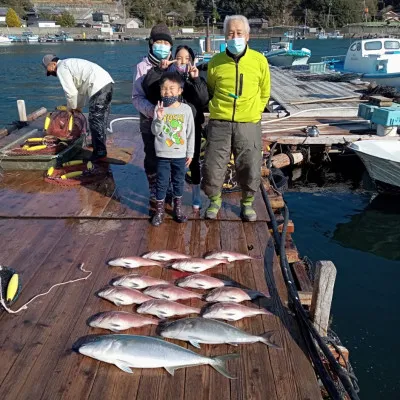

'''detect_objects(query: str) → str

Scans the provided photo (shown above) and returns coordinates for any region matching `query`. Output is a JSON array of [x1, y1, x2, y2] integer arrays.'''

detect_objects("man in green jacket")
[[202, 15, 270, 221]]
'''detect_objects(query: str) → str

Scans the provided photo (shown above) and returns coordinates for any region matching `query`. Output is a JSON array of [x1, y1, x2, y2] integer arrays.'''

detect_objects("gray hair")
[[223, 15, 250, 35]]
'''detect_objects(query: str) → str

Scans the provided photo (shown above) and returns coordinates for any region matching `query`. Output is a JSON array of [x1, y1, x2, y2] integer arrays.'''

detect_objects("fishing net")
[[296, 72, 362, 83], [44, 161, 110, 186], [8, 109, 87, 156]]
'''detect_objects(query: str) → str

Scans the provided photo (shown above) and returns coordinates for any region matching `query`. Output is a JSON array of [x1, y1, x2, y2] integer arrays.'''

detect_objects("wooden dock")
[[0, 117, 321, 400]]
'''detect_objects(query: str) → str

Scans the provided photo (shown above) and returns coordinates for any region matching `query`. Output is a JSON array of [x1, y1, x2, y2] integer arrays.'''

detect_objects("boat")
[[0, 35, 12, 45], [328, 30, 344, 39], [22, 31, 39, 43], [343, 38, 400, 86], [316, 30, 328, 39], [197, 35, 226, 63], [350, 140, 400, 193], [263, 40, 311, 67]]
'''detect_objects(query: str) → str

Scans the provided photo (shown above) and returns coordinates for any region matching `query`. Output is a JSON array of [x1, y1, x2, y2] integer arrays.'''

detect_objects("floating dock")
[[0, 116, 326, 399]]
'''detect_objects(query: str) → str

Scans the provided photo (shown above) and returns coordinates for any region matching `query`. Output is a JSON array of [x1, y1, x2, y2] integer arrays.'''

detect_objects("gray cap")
[[42, 54, 57, 69]]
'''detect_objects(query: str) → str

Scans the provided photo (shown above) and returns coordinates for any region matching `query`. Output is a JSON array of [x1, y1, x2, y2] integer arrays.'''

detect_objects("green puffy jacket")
[[207, 47, 270, 123]]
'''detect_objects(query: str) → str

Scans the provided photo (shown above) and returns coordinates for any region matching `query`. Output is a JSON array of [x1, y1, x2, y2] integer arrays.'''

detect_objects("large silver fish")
[[137, 299, 201, 318], [88, 311, 159, 332], [76, 334, 239, 378], [205, 287, 269, 303], [108, 257, 164, 269], [170, 258, 229, 273], [176, 274, 235, 289], [98, 286, 153, 306], [142, 250, 190, 261], [159, 317, 280, 349], [144, 284, 202, 301], [202, 302, 272, 321], [204, 251, 257, 262], [112, 273, 169, 289]]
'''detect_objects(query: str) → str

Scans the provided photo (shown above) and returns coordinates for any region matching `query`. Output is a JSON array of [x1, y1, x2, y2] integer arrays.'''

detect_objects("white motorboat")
[[0, 35, 12, 45], [350, 140, 400, 192], [328, 30, 344, 39], [263, 41, 311, 67], [317, 30, 328, 39], [343, 38, 400, 87], [22, 31, 39, 42]]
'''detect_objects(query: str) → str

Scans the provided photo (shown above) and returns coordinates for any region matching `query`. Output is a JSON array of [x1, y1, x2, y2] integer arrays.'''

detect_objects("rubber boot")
[[192, 184, 201, 211], [147, 173, 157, 201], [205, 193, 222, 220], [173, 196, 187, 223], [151, 199, 165, 226], [240, 193, 257, 222]]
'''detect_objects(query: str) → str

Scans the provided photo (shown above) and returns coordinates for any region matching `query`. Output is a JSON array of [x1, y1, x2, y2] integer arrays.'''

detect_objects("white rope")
[[0, 263, 92, 314]]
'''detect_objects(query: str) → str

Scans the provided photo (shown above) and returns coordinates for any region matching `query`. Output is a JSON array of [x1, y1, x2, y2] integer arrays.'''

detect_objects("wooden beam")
[[285, 234, 300, 263], [298, 291, 312, 306], [310, 260, 337, 337], [268, 219, 295, 234]]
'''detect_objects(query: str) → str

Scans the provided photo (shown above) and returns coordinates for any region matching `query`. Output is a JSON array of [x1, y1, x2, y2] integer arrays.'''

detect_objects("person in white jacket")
[[42, 54, 114, 160]]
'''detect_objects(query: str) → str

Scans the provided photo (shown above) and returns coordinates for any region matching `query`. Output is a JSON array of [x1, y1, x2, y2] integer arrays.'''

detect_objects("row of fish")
[[99, 280, 268, 305], [77, 250, 275, 379], [108, 250, 258, 273]]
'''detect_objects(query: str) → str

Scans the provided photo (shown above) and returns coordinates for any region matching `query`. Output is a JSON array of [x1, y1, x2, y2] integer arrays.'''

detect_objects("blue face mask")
[[161, 95, 179, 107], [226, 37, 246, 55], [152, 43, 171, 60]]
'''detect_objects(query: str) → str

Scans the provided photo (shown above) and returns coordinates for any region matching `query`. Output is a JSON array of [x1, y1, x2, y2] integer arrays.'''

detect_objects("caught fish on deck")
[[204, 251, 258, 262], [107, 257, 164, 269], [170, 258, 229, 273], [137, 299, 201, 318], [176, 274, 236, 289], [205, 287, 269, 303], [88, 311, 159, 332], [98, 286, 153, 306], [76, 334, 239, 378], [142, 250, 190, 261], [143, 284, 202, 301], [158, 317, 280, 349], [202, 302, 272, 321], [112, 273, 169, 289]]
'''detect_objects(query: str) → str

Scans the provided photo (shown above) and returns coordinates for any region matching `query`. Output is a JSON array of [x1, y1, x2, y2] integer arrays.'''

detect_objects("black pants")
[[140, 116, 157, 178], [89, 82, 113, 156], [189, 122, 202, 185]]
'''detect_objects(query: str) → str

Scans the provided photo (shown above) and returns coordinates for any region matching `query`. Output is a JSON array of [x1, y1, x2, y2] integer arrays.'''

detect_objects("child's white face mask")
[[153, 43, 171, 60]]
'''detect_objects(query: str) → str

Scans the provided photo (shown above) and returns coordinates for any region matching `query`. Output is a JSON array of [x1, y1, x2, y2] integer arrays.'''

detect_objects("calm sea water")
[[1, 39, 399, 398]]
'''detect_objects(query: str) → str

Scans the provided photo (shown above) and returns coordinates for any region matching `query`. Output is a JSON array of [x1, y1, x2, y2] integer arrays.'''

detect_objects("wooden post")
[[310, 260, 337, 336], [17, 100, 27, 122]]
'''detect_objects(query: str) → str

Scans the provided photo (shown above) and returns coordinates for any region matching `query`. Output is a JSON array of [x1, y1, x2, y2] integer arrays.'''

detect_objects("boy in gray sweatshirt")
[[151, 72, 195, 226]]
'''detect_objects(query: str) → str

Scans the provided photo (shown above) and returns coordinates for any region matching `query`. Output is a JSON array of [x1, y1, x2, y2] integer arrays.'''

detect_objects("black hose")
[[260, 181, 361, 400]]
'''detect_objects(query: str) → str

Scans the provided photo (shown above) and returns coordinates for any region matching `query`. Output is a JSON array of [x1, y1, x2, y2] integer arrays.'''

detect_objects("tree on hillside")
[[6, 8, 21, 27], [0, 0, 32, 19], [56, 11, 75, 27]]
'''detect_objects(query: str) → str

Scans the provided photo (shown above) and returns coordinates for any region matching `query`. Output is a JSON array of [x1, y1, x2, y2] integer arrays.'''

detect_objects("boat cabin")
[[344, 38, 400, 74]]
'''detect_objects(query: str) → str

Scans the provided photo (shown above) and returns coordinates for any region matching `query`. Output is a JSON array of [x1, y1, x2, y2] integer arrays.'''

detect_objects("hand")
[[160, 59, 177, 70], [185, 157, 192, 168], [156, 101, 164, 120], [188, 62, 199, 79]]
